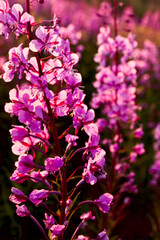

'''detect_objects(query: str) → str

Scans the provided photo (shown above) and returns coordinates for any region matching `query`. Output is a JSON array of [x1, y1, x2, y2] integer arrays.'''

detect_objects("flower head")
[[29, 189, 50, 206], [9, 187, 27, 204], [45, 156, 63, 172], [43, 213, 55, 229], [50, 224, 65, 239], [94, 193, 113, 214], [16, 204, 30, 217]]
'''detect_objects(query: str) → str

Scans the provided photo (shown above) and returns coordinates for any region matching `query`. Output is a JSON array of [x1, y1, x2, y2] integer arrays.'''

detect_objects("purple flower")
[[82, 164, 97, 185], [30, 170, 48, 183], [133, 127, 144, 139], [0, 0, 11, 38], [65, 134, 79, 146], [15, 154, 35, 174], [76, 236, 89, 240], [10, 170, 30, 183], [9, 4, 35, 36], [133, 143, 145, 155], [94, 193, 113, 214], [16, 204, 30, 217], [109, 143, 119, 154], [29, 189, 50, 206], [80, 211, 95, 221], [65, 73, 82, 88], [10, 125, 29, 142], [43, 213, 55, 229], [129, 151, 137, 163], [96, 229, 109, 240], [29, 26, 61, 54], [9, 187, 27, 204], [50, 224, 65, 239], [44, 156, 63, 172], [3, 44, 29, 82]]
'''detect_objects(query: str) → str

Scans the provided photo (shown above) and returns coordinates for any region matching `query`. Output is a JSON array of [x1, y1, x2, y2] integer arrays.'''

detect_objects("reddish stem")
[[108, 0, 119, 193], [113, 0, 119, 75]]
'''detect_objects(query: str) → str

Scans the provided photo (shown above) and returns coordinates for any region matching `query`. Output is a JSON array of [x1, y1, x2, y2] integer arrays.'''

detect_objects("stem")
[[25, 3, 66, 239], [50, 190, 62, 197], [67, 167, 84, 182], [58, 170, 67, 240], [59, 171, 67, 224], [67, 147, 87, 162], [30, 215, 49, 240], [68, 179, 84, 199], [108, 0, 120, 192], [108, 150, 118, 192], [45, 96, 62, 156], [26, 0, 61, 157], [71, 220, 85, 240], [113, 0, 119, 75], [108, 121, 121, 192], [40, 202, 58, 217], [69, 200, 94, 217], [26, 0, 30, 14], [113, 0, 118, 38]]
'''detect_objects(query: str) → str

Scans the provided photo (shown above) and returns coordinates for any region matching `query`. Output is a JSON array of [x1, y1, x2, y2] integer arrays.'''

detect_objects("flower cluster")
[[149, 124, 160, 186], [0, 0, 35, 38], [134, 39, 160, 90], [1, 0, 113, 239], [91, 19, 145, 191]]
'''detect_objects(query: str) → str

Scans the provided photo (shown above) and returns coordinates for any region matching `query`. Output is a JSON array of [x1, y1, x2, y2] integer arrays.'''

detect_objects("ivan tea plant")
[[91, 0, 145, 194], [0, 0, 113, 239]]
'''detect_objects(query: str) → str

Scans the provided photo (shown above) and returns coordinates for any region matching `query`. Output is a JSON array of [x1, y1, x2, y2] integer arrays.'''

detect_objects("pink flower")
[[9, 4, 35, 36], [94, 193, 113, 214], [82, 164, 97, 185], [50, 224, 65, 239], [29, 189, 50, 206], [3, 44, 29, 82], [0, 0, 11, 38], [80, 211, 95, 221], [30, 170, 48, 183], [133, 143, 145, 155], [16, 204, 30, 217], [109, 143, 119, 154], [96, 229, 109, 240], [10, 170, 30, 183], [133, 127, 144, 139], [65, 134, 79, 146], [129, 151, 137, 163], [10, 125, 29, 142], [45, 156, 63, 172], [43, 213, 55, 229], [65, 73, 82, 88], [9, 187, 27, 204], [76, 236, 89, 240], [29, 26, 61, 54], [15, 154, 35, 174]]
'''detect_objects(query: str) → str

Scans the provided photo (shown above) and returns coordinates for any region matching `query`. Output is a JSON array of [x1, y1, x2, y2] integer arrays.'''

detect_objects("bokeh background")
[[1, 0, 160, 239]]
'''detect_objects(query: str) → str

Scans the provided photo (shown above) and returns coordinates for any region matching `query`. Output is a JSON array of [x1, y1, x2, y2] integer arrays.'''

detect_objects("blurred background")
[[1, 0, 160, 239]]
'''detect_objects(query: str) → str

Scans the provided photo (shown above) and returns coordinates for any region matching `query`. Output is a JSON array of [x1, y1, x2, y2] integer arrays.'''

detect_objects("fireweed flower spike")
[[91, 1, 145, 193], [2, 0, 113, 239]]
